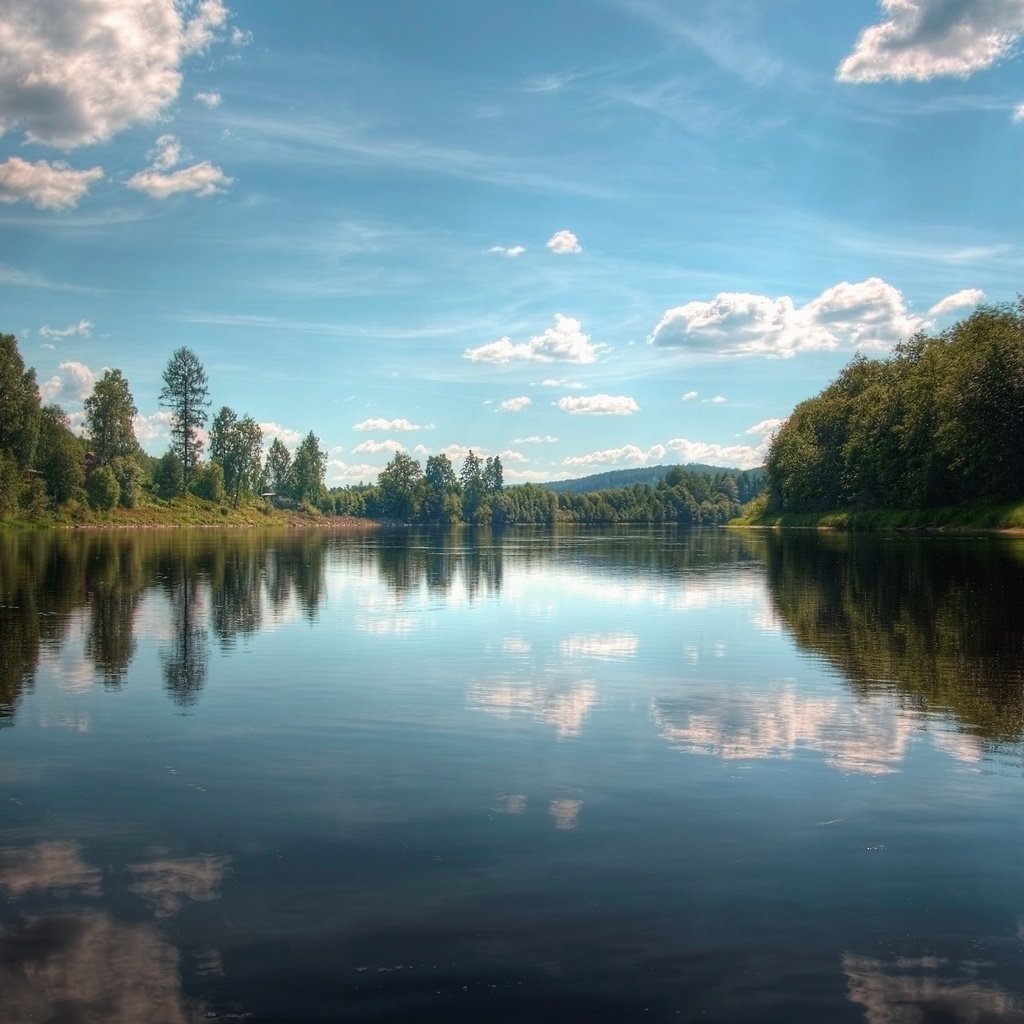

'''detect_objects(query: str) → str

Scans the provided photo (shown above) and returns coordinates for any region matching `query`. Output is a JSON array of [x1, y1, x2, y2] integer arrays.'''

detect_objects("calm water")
[[2, 526, 1024, 1023]]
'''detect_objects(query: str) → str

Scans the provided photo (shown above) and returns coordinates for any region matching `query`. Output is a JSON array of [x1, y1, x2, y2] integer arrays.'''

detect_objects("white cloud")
[[352, 417, 422, 432], [259, 422, 302, 448], [681, 390, 698, 401], [1015, 103, 1024, 122], [230, 26, 253, 47], [40, 319, 92, 341], [352, 438, 406, 454], [195, 91, 223, 108], [38, 360, 98, 404], [649, 278, 924, 358], [465, 314, 602, 364], [0, 158, 103, 210], [557, 394, 639, 416], [513, 435, 559, 444], [564, 437, 765, 471], [539, 378, 585, 389], [499, 396, 532, 412], [704, 395, 727, 404], [127, 160, 233, 199], [837, 0, 1024, 82], [745, 418, 784, 438], [150, 134, 182, 170], [133, 410, 174, 449], [546, 229, 582, 254], [0, 0, 231, 149], [928, 287, 984, 316], [488, 244, 526, 257], [327, 459, 380, 486]]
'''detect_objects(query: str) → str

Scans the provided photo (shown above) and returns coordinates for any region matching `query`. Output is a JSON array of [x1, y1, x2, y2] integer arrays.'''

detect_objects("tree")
[[289, 431, 326, 503], [424, 453, 461, 523], [84, 369, 140, 466], [266, 438, 292, 496], [0, 333, 40, 471], [153, 449, 185, 499], [159, 347, 209, 485], [460, 450, 484, 520], [378, 451, 424, 520], [483, 455, 503, 493], [87, 464, 120, 511], [209, 407, 264, 506], [36, 405, 85, 507], [190, 461, 225, 503]]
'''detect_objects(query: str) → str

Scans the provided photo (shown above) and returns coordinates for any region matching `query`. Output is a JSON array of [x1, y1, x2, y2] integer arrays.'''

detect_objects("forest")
[[0, 331, 755, 528], [764, 301, 1024, 515]]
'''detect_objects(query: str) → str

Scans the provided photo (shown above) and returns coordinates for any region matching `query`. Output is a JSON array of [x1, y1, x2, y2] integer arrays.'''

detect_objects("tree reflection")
[[85, 536, 144, 687], [161, 573, 209, 709], [760, 532, 1024, 740]]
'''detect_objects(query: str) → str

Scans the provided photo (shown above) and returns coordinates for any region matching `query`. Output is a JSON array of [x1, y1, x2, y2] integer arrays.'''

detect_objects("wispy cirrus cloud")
[[40, 319, 92, 341], [838, 0, 1024, 82]]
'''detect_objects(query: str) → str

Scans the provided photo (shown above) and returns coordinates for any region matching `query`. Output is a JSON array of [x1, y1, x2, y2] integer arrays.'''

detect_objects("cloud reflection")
[[127, 854, 231, 918], [469, 680, 597, 739], [0, 840, 102, 898], [843, 953, 1024, 1022]]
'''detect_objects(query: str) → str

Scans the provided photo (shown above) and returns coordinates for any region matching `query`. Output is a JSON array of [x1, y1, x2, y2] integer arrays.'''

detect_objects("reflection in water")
[[652, 685, 922, 774], [127, 854, 231, 918], [469, 680, 598, 739], [161, 576, 209, 708], [0, 840, 222, 1024], [759, 532, 1024, 740], [843, 954, 1024, 1023]]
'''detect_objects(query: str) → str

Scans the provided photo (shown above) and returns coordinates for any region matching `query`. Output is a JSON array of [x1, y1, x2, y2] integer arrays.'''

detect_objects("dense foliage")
[[0, 334, 328, 520], [766, 302, 1024, 513]]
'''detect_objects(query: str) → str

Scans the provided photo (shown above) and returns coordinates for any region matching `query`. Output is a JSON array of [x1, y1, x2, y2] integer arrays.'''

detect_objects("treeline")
[[0, 334, 329, 518], [330, 452, 758, 526], [765, 302, 1024, 513]]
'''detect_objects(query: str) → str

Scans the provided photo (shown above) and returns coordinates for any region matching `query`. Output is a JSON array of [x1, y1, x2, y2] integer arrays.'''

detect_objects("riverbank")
[[0, 494, 379, 531], [732, 498, 1024, 532]]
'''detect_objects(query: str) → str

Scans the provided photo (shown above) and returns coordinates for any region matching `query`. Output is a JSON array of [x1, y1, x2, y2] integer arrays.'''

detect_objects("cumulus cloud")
[[499, 396, 532, 412], [0, 0, 231, 149], [837, 0, 1024, 82], [513, 434, 559, 444], [465, 314, 602, 364], [327, 459, 380, 486], [557, 394, 639, 416], [133, 410, 174, 449], [650, 277, 923, 358], [38, 360, 98, 404], [352, 417, 422, 431], [128, 160, 233, 199], [564, 437, 765, 471], [745, 418, 784, 438], [352, 438, 406, 454], [488, 244, 526, 257], [704, 395, 727, 404], [259, 422, 302, 448], [195, 91, 223, 108], [0, 157, 103, 210], [682, 390, 698, 401], [1015, 103, 1024, 121], [40, 319, 92, 341], [149, 134, 182, 170], [546, 229, 582, 254], [928, 287, 984, 316]]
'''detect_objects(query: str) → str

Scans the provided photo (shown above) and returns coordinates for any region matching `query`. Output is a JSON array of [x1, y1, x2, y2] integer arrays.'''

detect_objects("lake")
[[2, 526, 1024, 1023]]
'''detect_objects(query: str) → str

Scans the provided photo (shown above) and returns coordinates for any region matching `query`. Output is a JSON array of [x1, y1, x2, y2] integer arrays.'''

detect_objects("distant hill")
[[543, 463, 765, 495]]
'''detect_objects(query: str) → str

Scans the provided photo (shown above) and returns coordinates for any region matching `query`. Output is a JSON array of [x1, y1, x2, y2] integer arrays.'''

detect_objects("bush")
[[110, 456, 142, 508], [87, 464, 120, 511], [190, 461, 225, 503]]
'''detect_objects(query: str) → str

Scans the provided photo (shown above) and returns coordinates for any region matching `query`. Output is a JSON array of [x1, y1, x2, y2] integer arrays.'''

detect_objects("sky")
[[2, 0, 1023, 485]]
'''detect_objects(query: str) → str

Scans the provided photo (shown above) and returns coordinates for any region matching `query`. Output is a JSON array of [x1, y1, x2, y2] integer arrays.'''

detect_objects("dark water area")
[[2, 526, 1024, 1023]]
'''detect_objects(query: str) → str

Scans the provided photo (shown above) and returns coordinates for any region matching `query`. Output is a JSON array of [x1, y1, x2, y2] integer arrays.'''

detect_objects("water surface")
[[2, 527, 1023, 1022]]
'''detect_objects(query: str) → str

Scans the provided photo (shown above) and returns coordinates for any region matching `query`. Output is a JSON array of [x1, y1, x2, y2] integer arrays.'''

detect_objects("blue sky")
[[2, 0, 1023, 485]]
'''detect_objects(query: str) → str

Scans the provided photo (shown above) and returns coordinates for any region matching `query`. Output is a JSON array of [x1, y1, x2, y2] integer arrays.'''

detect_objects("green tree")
[[483, 455, 504, 493], [36, 405, 85, 507], [289, 431, 327, 504], [87, 464, 120, 511], [209, 407, 264, 506], [153, 449, 185, 499], [424, 453, 460, 523], [266, 438, 291, 496], [378, 451, 424, 520], [190, 461, 226, 503], [459, 450, 484, 520], [159, 347, 209, 485], [0, 333, 41, 471], [83, 369, 140, 466]]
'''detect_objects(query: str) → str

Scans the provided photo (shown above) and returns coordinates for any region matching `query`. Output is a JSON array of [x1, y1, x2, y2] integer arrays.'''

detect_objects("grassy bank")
[[0, 493, 377, 531], [731, 496, 1024, 531]]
